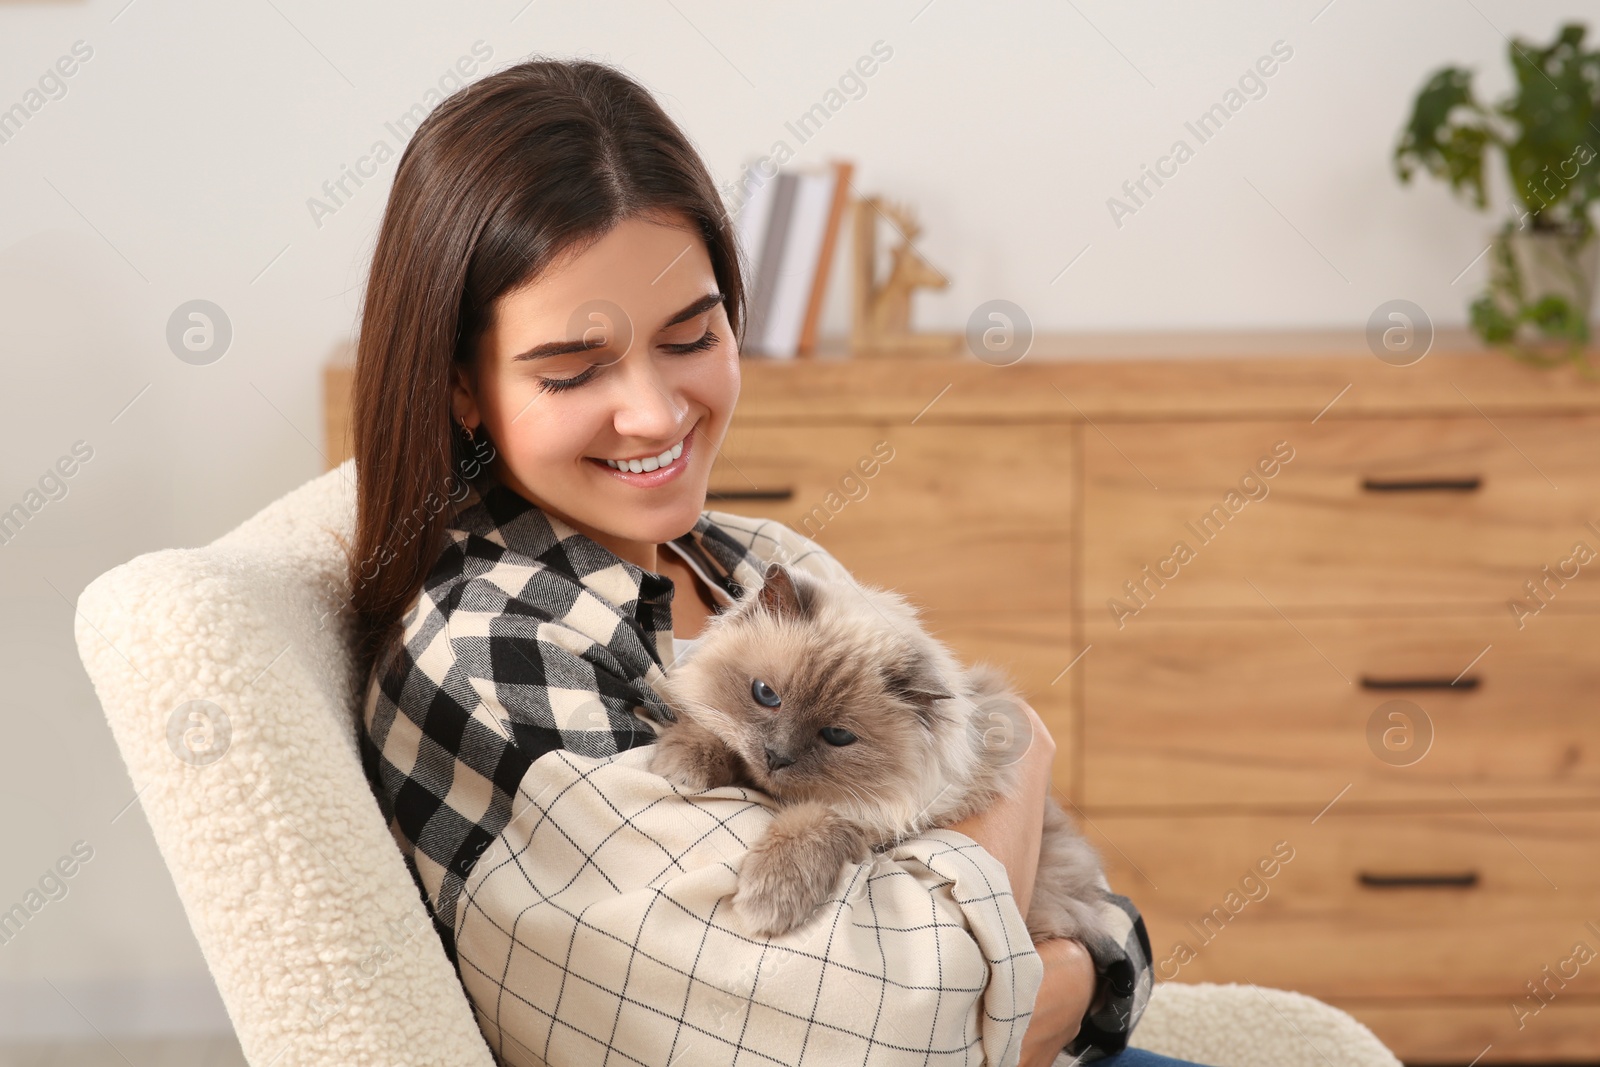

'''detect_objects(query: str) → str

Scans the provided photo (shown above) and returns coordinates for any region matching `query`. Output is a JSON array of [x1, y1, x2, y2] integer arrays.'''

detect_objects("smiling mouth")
[[582, 422, 694, 486], [598, 430, 688, 473], [595, 428, 694, 473]]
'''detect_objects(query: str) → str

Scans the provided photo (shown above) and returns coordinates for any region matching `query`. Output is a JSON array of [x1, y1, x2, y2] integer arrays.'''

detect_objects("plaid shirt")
[[359, 470, 1153, 1065]]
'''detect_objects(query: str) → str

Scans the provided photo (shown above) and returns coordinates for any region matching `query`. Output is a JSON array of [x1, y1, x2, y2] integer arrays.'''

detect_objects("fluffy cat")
[[647, 562, 1115, 955]]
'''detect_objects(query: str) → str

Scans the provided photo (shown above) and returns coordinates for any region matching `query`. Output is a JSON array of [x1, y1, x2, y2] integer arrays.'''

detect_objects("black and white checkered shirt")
[[359, 471, 1153, 1065]]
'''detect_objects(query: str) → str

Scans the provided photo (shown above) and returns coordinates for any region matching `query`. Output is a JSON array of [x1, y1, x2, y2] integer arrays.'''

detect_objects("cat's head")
[[659, 562, 962, 813]]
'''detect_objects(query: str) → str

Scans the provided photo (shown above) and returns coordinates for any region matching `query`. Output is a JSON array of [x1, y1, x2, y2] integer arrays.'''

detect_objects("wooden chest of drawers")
[[325, 333, 1600, 1062]]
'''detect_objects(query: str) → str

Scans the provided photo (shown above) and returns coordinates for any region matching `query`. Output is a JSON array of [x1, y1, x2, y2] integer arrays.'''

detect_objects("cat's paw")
[[651, 748, 714, 792], [732, 841, 834, 938]]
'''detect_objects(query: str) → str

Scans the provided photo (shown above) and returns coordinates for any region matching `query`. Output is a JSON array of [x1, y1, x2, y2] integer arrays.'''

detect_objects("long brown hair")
[[347, 57, 746, 678]]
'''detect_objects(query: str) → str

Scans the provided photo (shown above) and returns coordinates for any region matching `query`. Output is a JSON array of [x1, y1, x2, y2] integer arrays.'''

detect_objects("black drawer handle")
[[706, 487, 795, 502], [1360, 675, 1480, 690], [1361, 476, 1482, 493], [1358, 870, 1479, 889]]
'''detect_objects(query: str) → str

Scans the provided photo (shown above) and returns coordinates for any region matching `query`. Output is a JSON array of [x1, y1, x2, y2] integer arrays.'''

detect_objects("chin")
[[614, 491, 712, 545]]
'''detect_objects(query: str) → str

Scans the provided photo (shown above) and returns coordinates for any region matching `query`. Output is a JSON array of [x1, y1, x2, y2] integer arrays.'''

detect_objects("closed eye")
[[538, 365, 601, 393], [541, 331, 717, 392], [661, 328, 719, 355]]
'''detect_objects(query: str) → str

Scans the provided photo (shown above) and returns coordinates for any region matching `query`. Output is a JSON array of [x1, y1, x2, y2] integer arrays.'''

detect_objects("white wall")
[[1, 0, 1591, 1038]]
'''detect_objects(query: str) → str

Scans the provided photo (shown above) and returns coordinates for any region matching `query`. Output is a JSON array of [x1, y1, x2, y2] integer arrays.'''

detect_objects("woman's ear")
[[450, 361, 481, 432]]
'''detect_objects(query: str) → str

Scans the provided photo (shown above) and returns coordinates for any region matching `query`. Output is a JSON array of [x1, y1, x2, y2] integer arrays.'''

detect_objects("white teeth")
[[602, 434, 687, 473]]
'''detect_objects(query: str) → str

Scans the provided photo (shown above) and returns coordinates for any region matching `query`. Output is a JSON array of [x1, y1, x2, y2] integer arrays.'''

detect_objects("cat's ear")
[[756, 562, 813, 621], [884, 646, 954, 718]]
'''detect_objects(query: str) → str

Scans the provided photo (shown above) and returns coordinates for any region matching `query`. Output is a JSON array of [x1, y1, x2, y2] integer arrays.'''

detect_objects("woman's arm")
[[945, 696, 1055, 919], [947, 698, 1110, 1062]]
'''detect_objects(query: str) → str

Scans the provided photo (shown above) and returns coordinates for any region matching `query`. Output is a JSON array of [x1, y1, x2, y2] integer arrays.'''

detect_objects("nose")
[[764, 748, 795, 771], [612, 358, 687, 442]]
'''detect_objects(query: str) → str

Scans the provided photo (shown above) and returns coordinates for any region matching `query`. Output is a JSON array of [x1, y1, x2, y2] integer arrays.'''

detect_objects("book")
[[798, 159, 854, 356], [737, 159, 854, 359], [760, 167, 836, 358], [734, 170, 777, 302], [742, 171, 797, 356]]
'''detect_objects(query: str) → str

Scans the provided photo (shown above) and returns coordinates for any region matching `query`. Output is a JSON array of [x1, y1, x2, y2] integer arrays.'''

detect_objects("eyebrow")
[[510, 292, 725, 362]]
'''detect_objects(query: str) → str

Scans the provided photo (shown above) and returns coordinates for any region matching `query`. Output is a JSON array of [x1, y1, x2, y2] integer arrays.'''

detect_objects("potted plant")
[[1394, 21, 1600, 373]]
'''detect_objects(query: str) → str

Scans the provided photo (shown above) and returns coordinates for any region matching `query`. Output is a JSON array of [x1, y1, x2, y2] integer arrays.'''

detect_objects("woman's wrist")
[[1019, 936, 1098, 1066]]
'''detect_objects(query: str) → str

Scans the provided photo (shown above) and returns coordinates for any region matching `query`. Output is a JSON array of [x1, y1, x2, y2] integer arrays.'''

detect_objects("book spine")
[[798, 159, 853, 356], [744, 171, 798, 357]]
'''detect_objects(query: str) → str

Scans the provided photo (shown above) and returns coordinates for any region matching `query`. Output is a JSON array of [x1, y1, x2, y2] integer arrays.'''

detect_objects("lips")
[[589, 425, 695, 487]]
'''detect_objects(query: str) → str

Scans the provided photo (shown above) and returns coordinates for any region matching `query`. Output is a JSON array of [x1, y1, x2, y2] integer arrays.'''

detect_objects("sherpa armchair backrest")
[[73, 459, 495, 1067]]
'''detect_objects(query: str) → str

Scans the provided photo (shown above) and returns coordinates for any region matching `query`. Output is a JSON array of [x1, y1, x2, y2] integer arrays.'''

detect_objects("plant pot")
[[1506, 226, 1600, 321], [1473, 223, 1600, 370]]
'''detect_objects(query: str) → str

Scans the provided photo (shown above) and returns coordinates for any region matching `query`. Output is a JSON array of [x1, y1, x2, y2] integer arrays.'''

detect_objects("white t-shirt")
[[662, 539, 729, 669]]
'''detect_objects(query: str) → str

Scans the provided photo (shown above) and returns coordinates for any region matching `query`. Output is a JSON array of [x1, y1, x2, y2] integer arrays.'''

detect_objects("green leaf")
[[1393, 67, 1493, 207]]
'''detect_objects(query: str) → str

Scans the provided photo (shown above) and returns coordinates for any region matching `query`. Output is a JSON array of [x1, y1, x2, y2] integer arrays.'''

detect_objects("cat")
[[646, 561, 1116, 956]]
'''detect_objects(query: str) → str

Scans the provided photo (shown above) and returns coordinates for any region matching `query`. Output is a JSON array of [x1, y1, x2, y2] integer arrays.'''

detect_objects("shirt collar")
[[448, 467, 762, 666]]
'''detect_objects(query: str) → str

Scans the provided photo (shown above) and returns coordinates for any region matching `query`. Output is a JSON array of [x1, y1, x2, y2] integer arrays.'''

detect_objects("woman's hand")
[[1019, 937, 1098, 1066], [946, 696, 1056, 916]]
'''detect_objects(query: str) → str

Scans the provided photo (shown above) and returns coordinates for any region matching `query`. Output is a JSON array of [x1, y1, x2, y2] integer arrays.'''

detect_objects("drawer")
[[1081, 613, 1600, 807], [708, 422, 1073, 615], [1090, 810, 1600, 1001], [1082, 415, 1600, 612]]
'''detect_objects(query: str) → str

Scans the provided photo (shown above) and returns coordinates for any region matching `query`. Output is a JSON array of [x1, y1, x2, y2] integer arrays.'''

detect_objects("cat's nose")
[[764, 747, 795, 771]]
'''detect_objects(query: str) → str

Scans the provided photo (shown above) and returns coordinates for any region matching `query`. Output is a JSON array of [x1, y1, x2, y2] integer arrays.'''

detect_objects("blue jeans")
[[1095, 1050, 1213, 1066]]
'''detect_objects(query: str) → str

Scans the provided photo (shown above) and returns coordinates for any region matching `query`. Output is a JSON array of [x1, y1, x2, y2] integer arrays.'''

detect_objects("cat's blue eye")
[[751, 679, 781, 707], [819, 726, 857, 746]]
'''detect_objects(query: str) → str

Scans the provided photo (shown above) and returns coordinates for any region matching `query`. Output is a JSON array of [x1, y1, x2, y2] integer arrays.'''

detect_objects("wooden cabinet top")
[[736, 330, 1600, 423]]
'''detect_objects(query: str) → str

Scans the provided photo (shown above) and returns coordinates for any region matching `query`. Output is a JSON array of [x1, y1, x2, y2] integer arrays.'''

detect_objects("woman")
[[349, 56, 1184, 1067]]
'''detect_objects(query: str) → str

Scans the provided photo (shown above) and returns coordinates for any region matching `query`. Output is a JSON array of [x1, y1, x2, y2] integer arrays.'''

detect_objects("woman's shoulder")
[[699, 510, 853, 584], [364, 508, 606, 701]]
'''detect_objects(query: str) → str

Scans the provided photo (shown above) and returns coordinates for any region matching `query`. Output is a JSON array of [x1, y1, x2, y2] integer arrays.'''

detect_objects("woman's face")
[[452, 212, 740, 565]]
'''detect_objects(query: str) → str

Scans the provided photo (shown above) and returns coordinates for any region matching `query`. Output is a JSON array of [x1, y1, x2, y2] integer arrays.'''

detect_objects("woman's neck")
[[597, 535, 659, 574]]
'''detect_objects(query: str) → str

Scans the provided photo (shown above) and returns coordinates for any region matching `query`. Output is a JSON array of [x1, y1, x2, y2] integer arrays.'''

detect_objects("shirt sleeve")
[[1063, 889, 1154, 1061], [452, 744, 1044, 1067]]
